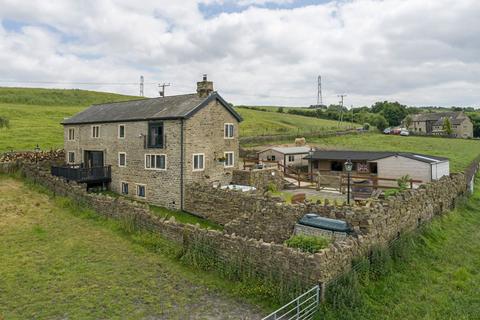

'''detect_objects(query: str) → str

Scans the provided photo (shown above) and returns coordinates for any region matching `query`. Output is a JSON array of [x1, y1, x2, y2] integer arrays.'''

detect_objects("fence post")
[[319, 282, 326, 303]]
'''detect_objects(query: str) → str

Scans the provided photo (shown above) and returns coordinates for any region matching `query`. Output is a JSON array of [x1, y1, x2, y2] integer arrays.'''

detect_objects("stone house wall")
[[63, 99, 240, 210]]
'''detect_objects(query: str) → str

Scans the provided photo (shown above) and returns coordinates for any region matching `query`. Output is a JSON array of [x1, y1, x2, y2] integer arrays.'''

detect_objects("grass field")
[[237, 107, 354, 137], [249, 133, 480, 173], [0, 176, 262, 319], [0, 87, 356, 152], [318, 178, 480, 320], [0, 88, 140, 152]]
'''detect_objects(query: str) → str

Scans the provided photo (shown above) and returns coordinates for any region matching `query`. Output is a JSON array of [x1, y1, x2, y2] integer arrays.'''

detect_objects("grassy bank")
[[318, 178, 480, 319], [0, 175, 268, 318], [237, 107, 355, 137], [247, 133, 480, 173]]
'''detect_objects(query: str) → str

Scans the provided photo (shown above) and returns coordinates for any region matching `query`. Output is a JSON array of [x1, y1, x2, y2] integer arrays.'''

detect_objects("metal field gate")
[[262, 285, 319, 320]]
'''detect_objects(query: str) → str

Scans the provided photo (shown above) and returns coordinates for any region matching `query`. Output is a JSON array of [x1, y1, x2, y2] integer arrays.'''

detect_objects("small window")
[[118, 124, 125, 139], [145, 154, 166, 170], [136, 184, 146, 198], [118, 152, 126, 167], [193, 153, 205, 171], [288, 155, 295, 162], [271, 155, 276, 161], [67, 151, 75, 163], [68, 128, 75, 141], [331, 161, 343, 172], [91, 125, 100, 138], [121, 182, 129, 195], [224, 152, 234, 167], [148, 122, 164, 148], [224, 123, 234, 139]]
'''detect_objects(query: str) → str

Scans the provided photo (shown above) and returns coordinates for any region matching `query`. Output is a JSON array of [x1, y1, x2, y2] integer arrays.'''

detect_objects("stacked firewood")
[[0, 149, 65, 163]]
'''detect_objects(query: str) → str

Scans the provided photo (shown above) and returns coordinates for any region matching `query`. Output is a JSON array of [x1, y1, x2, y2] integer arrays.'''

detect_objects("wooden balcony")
[[51, 165, 111, 184]]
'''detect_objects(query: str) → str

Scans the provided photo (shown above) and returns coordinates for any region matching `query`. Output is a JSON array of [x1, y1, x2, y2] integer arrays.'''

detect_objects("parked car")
[[383, 127, 392, 134], [391, 127, 402, 135], [400, 129, 410, 136]]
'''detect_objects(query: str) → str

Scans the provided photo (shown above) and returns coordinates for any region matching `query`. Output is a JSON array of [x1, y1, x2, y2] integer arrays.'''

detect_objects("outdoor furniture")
[[291, 193, 306, 204]]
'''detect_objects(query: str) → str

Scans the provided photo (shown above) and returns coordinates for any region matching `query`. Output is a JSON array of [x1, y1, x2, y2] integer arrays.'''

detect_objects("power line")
[[158, 83, 171, 97]]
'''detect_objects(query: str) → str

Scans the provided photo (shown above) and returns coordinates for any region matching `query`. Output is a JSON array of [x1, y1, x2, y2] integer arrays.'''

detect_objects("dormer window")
[[148, 122, 164, 148]]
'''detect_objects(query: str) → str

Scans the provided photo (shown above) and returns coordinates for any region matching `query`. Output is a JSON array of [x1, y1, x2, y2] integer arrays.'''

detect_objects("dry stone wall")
[[231, 168, 285, 191], [1, 156, 477, 290]]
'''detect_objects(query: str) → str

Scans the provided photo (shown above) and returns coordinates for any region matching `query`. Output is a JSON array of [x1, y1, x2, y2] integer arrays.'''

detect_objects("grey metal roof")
[[258, 146, 311, 155], [306, 150, 448, 164], [62, 92, 242, 125]]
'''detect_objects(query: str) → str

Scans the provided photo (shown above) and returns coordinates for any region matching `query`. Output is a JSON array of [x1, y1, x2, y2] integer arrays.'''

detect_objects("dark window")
[[118, 153, 126, 167], [148, 122, 164, 148], [68, 151, 75, 163], [271, 155, 276, 161], [331, 161, 343, 172], [145, 154, 166, 170], [288, 155, 295, 162], [224, 123, 234, 138], [119, 125, 125, 138], [121, 182, 129, 195], [137, 185, 146, 197]]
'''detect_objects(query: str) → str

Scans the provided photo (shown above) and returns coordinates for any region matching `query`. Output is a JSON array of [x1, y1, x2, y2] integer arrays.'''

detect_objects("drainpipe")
[[180, 119, 185, 210]]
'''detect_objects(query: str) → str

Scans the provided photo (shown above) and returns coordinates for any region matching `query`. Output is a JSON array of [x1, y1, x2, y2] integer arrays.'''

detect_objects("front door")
[[85, 151, 104, 167]]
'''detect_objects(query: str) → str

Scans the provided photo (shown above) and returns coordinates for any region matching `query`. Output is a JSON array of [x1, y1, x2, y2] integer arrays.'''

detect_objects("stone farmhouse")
[[409, 111, 473, 138], [61, 76, 242, 210]]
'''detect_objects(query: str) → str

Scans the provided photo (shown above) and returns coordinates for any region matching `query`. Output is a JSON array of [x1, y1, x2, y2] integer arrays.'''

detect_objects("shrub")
[[363, 122, 370, 130], [284, 234, 330, 253], [266, 182, 278, 193]]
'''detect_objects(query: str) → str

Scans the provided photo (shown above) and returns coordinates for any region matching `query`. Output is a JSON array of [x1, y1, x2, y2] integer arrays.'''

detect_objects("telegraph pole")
[[337, 94, 347, 128], [158, 83, 171, 97], [139, 75, 144, 97]]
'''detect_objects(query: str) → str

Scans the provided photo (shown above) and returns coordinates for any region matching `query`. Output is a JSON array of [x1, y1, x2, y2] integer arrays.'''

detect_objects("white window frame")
[[118, 152, 127, 167], [224, 123, 234, 139], [118, 124, 125, 139], [192, 153, 205, 172], [120, 181, 129, 195], [145, 154, 167, 171], [136, 183, 146, 198], [68, 128, 75, 141], [288, 155, 295, 162], [67, 151, 75, 164], [224, 151, 234, 168], [91, 125, 100, 138]]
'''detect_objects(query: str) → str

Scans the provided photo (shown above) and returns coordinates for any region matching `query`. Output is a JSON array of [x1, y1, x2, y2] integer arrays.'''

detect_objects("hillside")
[[237, 107, 355, 137], [0, 88, 355, 152]]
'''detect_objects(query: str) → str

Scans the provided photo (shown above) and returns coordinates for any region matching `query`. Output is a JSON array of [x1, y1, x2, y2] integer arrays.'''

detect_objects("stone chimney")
[[197, 74, 214, 98]]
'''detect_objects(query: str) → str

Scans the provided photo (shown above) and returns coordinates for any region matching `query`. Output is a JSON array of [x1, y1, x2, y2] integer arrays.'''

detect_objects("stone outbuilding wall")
[[231, 167, 285, 191]]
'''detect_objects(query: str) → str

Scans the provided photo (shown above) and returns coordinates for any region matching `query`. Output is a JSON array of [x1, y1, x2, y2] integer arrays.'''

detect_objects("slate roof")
[[411, 112, 465, 124], [62, 92, 242, 125], [306, 150, 448, 164]]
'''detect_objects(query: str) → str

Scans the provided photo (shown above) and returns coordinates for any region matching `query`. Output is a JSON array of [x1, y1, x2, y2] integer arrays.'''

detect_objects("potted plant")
[[217, 156, 227, 164]]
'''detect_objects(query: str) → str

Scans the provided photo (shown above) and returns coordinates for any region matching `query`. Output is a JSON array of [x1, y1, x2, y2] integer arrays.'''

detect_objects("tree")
[[0, 116, 9, 129], [443, 117, 453, 135], [277, 107, 284, 113], [371, 101, 408, 126], [404, 115, 413, 129], [373, 114, 389, 131]]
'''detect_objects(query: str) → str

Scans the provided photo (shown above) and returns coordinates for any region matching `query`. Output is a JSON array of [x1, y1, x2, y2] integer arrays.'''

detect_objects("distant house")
[[306, 150, 449, 184], [257, 146, 311, 168], [60, 76, 242, 210], [408, 112, 473, 138]]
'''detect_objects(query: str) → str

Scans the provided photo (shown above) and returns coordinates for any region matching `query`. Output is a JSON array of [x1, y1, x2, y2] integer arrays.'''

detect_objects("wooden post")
[[319, 282, 326, 303]]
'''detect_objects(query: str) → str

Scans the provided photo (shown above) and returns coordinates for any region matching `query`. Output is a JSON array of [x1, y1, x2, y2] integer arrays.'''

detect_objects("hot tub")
[[221, 184, 257, 192]]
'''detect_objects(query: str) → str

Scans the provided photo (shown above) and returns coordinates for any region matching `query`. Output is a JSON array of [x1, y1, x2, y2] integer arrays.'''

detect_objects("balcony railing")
[[51, 165, 111, 183]]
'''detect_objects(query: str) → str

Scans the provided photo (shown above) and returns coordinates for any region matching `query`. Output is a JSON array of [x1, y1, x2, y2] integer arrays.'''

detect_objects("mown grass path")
[[319, 179, 480, 320], [0, 177, 261, 319]]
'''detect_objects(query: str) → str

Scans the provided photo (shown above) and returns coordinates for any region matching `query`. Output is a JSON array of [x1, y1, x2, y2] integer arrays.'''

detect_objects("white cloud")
[[0, 0, 479, 107]]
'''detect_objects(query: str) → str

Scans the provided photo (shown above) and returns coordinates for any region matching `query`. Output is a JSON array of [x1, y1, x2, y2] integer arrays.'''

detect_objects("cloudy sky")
[[0, 0, 479, 107]]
